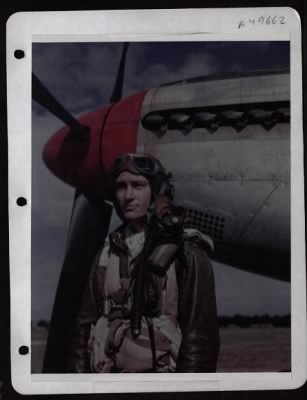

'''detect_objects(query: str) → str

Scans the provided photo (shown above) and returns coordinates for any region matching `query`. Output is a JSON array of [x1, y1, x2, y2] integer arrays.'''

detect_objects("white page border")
[[7, 7, 306, 394]]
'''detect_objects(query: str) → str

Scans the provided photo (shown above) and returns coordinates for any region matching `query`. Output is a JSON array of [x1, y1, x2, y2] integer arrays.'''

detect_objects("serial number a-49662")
[[238, 15, 286, 29]]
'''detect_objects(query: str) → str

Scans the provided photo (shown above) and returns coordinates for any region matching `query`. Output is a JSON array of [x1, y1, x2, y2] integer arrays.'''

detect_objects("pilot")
[[68, 153, 220, 373]]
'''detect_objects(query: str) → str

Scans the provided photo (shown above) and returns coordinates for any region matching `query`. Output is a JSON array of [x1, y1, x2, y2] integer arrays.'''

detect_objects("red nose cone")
[[43, 90, 147, 200], [43, 106, 111, 199]]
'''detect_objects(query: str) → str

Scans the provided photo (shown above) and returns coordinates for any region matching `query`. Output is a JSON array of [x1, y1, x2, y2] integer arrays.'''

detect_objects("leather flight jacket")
[[67, 227, 220, 373]]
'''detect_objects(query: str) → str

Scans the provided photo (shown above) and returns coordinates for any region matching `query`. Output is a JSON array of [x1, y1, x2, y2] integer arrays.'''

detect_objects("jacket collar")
[[109, 224, 146, 259]]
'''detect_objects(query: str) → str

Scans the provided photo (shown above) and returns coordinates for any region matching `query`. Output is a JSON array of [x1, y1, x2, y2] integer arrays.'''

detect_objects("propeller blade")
[[65, 190, 82, 250], [32, 72, 89, 138], [109, 43, 129, 103], [43, 196, 113, 372]]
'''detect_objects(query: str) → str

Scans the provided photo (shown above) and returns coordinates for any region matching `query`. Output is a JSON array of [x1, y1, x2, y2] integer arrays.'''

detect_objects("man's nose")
[[124, 185, 134, 200]]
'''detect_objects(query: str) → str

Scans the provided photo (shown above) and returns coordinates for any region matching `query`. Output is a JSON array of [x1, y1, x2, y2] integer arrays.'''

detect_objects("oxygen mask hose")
[[130, 194, 183, 338], [131, 268, 144, 339], [130, 254, 147, 338]]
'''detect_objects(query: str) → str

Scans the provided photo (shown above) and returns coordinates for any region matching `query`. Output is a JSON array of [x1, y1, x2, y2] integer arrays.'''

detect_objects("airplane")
[[39, 68, 290, 280], [32, 43, 290, 372]]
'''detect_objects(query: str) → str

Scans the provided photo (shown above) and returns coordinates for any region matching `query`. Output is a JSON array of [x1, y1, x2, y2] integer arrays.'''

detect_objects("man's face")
[[115, 171, 151, 222]]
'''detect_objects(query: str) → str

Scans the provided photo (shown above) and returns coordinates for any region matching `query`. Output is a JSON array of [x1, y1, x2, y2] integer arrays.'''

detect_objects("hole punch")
[[16, 197, 27, 206], [14, 50, 25, 59], [19, 346, 29, 355]]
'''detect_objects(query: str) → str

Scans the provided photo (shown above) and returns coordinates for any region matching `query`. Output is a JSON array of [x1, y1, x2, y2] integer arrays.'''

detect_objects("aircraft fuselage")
[[43, 70, 290, 280]]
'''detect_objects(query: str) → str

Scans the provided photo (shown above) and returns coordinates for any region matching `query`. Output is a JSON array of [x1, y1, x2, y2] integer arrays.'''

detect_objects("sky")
[[31, 41, 290, 322]]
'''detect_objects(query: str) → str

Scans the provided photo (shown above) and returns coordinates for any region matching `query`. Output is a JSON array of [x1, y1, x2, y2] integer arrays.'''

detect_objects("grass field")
[[217, 326, 290, 372], [31, 326, 291, 373]]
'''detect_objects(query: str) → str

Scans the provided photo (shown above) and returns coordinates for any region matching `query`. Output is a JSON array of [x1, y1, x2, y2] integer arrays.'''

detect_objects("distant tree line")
[[32, 314, 291, 330], [218, 314, 290, 328]]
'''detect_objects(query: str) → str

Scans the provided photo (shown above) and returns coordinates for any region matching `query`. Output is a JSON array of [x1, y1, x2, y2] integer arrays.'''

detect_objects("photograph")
[[31, 40, 291, 375]]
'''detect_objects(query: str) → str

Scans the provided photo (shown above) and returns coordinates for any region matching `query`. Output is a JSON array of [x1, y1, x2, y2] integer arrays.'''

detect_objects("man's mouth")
[[124, 205, 137, 211]]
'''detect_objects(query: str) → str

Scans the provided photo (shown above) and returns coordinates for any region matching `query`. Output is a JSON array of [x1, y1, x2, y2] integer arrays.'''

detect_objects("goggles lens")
[[133, 156, 155, 173], [111, 154, 160, 177]]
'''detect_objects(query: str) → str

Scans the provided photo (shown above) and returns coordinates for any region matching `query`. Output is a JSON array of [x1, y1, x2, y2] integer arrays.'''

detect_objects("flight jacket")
[[67, 226, 220, 373]]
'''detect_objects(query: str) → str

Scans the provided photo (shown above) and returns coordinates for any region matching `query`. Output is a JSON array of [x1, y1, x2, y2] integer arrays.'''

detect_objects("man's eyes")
[[116, 182, 147, 189], [133, 182, 147, 188]]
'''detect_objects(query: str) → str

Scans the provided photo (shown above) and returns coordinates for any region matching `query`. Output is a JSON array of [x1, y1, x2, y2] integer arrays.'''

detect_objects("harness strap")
[[119, 251, 129, 279], [145, 316, 157, 372], [94, 263, 107, 316]]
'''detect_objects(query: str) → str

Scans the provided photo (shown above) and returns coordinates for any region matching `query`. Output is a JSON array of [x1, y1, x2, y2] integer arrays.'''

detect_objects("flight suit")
[[68, 225, 220, 373]]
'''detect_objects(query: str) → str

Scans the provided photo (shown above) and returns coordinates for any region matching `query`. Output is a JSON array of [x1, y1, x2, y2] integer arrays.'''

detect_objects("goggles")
[[110, 153, 166, 178]]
